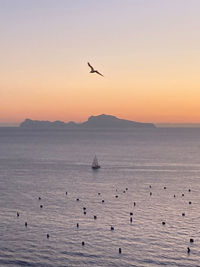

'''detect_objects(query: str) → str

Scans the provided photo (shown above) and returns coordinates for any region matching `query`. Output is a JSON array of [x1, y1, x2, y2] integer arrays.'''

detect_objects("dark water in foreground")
[[0, 127, 200, 267]]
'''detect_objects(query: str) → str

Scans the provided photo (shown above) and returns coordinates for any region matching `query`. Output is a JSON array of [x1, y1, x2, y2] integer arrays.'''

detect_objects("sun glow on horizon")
[[1, 0, 200, 126]]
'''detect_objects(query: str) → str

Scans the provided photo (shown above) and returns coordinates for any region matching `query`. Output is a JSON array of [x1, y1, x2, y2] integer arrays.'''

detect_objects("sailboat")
[[92, 155, 101, 170]]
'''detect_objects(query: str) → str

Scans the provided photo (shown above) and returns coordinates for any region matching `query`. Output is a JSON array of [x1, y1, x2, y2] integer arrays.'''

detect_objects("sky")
[[0, 0, 200, 126]]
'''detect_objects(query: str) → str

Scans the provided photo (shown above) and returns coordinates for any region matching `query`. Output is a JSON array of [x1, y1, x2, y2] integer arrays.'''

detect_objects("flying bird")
[[87, 62, 104, 77]]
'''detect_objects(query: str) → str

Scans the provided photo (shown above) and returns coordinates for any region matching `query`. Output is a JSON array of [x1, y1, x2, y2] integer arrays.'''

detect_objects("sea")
[[0, 127, 200, 267]]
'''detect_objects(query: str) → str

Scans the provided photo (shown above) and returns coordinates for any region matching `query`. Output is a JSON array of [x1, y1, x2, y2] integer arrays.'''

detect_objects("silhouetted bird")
[[187, 247, 190, 253], [87, 62, 104, 77]]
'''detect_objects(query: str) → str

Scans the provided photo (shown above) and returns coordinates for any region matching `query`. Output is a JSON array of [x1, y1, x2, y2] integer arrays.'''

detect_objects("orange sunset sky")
[[0, 0, 200, 126]]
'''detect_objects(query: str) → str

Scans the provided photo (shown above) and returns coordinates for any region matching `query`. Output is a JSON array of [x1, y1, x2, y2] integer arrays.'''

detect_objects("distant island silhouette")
[[20, 114, 156, 129]]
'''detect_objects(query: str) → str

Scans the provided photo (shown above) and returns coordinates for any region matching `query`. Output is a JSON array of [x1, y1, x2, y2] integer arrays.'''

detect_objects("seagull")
[[87, 62, 104, 77]]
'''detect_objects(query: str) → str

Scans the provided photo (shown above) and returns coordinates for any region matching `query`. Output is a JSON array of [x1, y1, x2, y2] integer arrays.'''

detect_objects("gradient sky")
[[1, 0, 200, 125]]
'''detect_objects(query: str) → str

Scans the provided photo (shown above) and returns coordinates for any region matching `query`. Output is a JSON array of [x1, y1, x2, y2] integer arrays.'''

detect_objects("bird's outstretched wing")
[[95, 71, 104, 77], [88, 62, 94, 71]]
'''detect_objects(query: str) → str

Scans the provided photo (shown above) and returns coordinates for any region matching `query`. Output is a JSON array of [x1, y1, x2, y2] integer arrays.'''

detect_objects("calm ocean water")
[[0, 127, 200, 267]]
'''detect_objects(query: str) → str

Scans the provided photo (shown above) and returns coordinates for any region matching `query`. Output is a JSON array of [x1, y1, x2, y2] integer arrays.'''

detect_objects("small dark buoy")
[[162, 221, 166, 225], [38, 197, 41, 200], [130, 212, 133, 216], [77, 223, 79, 228], [164, 187, 166, 189], [111, 226, 114, 231], [116, 189, 118, 192], [25, 222, 27, 227], [174, 195, 176, 198], [115, 195, 118, 198], [150, 192, 152, 196], [66, 192, 67, 195], [98, 192, 101, 195], [182, 213, 185, 216], [40, 205, 43, 208], [123, 191, 126, 193], [83, 207, 86, 211], [189, 201, 192, 205], [126, 188, 128, 191], [47, 234, 49, 238], [102, 200, 105, 203], [94, 215, 97, 220], [130, 217, 133, 223], [119, 248, 122, 254], [182, 194, 184, 197], [76, 198, 79, 201], [17, 212, 19, 217], [133, 202, 136, 206], [188, 189, 191, 192], [149, 185, 151, 188], [82, 241, 85, 246], [187, 247, 190, 253], [190, 238, 194, 243], [84, 211, 86, 215]]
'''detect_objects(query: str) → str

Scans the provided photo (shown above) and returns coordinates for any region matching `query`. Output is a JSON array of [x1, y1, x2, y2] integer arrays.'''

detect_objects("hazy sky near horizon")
[[1, 0, 200, 125]]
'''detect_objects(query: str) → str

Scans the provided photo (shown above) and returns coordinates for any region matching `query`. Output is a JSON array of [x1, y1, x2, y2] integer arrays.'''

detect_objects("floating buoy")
[[115, 195, 118, 198], [174, 195, 176, 198], [150, 192, 152, 196], [38, 197, 41, 200], [188, 189, 191, 192], [84, 211, 86, 215], [83, 207, 86, 211], [119, 248, 122, 254], [149, 185, 152, 188], [189, 201, 192, 205], [182, 194, 184, 197], [126, 188, 128, 191], [66, 192, 67, 195], [47, 234, 49, 239], [40, 205, 43, 208], [164, 187, 166, 189], [190, 238, 194, 243], [94, 215, 97, 220], [77, 223, 79, 228], [17, 212, 19, 217], [182, 213, 185, 216], [82, 241, 85, 246], [162, 221, 166, 225], [130, 217, 133, 223], [187, 247, 190, 253], [76, 198, 79, 201], [102, 200, 105, 203], [111, 226, 114, 231], [130, 212, 133, 216], [25, 222, 27, 227], [98, 192, 101, 195], [133, 202, 136, 206]]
